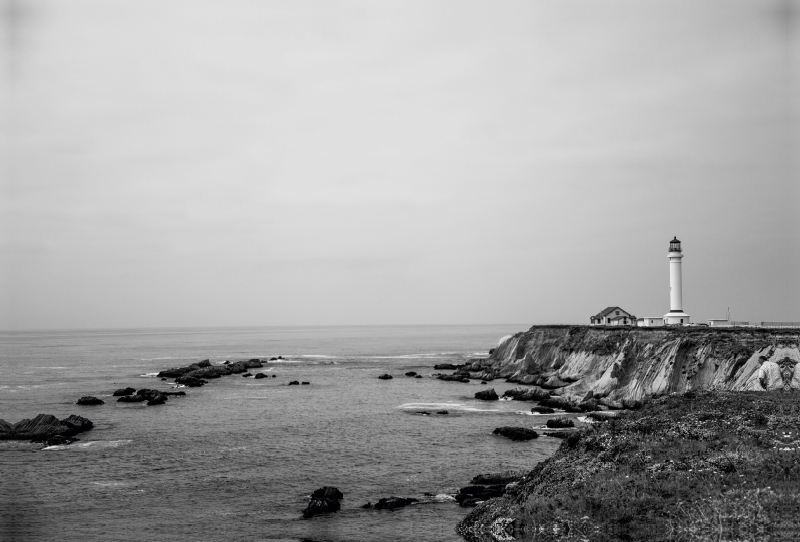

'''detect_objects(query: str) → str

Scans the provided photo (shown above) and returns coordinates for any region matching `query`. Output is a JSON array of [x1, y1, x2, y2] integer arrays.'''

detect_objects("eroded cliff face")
[[461, 326, 800, 405]]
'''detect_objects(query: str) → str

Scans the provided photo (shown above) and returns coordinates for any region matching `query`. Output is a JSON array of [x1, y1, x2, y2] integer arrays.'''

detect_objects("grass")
[[457, 390, 800, 542]]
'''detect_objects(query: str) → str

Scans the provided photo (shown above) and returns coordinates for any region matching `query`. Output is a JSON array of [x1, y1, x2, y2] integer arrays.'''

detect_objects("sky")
[[2, 0, 798, 330]]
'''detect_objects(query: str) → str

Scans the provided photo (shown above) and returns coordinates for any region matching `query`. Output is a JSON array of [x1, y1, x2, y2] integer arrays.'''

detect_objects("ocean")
[[1, 325, 561, 542]]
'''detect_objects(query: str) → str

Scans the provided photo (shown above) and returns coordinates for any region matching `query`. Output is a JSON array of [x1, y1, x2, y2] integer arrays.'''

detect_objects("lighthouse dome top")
[[669, 237, 682, 252]]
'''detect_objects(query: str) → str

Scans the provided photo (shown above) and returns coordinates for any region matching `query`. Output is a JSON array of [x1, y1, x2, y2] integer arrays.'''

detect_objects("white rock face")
[[474, 327, 800, 404]]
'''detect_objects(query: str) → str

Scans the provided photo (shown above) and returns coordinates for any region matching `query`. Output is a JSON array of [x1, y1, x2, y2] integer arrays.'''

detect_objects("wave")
[[139, 372, 160, 377], [33, 366, 67, 369], [43, 440, 132, 451]]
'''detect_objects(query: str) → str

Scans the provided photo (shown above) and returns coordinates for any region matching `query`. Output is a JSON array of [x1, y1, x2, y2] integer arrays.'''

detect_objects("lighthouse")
[[663, 237, 690, 325]]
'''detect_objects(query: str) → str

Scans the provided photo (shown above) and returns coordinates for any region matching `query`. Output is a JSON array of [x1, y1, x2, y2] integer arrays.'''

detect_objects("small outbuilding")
[[590, 307, 636, 326], [637, 317, 664, 327]]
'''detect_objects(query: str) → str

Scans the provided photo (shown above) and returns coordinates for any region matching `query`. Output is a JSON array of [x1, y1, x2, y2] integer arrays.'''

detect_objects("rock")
[[415, 375, 423, 379], [622, 399, 645, 410], [160, 378, 167, 381], [117, 395, 146, 403], [223, 360, 230, 364], [545, 417, 575, 429], [242, 373, 252, 377], [537, 396, 571, 410], [503, 386, 550, 401], [474, 388, 499, 401], [147, 397, 166, 406], [254, 373, 267, 379], [302, 486, 343, 518], [183, 366, 231, 379], [269, 357, 277, 361], [543, 431, 579, 439], [437, 374, 470, 383], [481, 381, 487, 385], [378, 374, 393, 380], [373, 497, 419, 510], [578, 398, 602, 412], [301, 381, 310, 385], [174, 376, 206, 387], [493, 427, 539, 441], [0, 414, 94, 442], [470, 471, 521, 485], [361, 502, 372, 509], [434, 363, 465, 370], [288, 381, 300, 386], [531, 406, 555, 414], [437, 410, 449, 415], [76, 396, 104, 406], [41, 435, 79, 447], [455, 485, 505, 507], [112, 387, 137, 397], [272, 375, 276, 378], [541, 375, 570, 389], [405, 371, 417, 377], [137, 389, 168, 406]]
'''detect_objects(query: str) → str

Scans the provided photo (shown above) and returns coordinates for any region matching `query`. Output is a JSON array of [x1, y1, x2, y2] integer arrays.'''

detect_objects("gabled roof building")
[[590, 307, 636, 326]]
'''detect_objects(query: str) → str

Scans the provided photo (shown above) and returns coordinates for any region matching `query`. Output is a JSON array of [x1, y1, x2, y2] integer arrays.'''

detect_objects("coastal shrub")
[[463, 390, 800, 542]]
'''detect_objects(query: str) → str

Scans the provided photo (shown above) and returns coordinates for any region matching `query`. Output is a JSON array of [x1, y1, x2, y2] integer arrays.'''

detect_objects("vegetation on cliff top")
[[458, 390, 800, 541]]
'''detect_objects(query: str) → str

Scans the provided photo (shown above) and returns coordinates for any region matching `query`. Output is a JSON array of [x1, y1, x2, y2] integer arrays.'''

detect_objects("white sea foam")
[[43, 440, 132, 451], [91, 481, 127, 487], [434, 494, 457, 502], [140, 372, 159, 377], [298, 354, 338, 359]]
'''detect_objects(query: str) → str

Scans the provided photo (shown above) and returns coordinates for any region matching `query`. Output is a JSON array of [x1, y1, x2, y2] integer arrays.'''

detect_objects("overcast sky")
[[2, 0, 798, 330]]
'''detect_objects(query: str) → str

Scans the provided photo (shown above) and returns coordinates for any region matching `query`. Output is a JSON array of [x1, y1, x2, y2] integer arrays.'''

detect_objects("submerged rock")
[[414, 375, 423, 379], [470, 471, 522, 485], [405, 371, 417, 377], [288, 381, 300, 386], [437, 410, 449, 415], [530, 406, 555, 414], [474, 388, 499, 401], [175, 376, 206, 387], [302, 486, 343, 518], [373, 497, 418, 510], [76, 396, 104, 406], [434, 363, 465, 370], [117, 395, 147, 403], [437, 374, 470, 383], [378, 374, 393, 380], [493, 427, 538, 441], [254, 373, 267, 379]]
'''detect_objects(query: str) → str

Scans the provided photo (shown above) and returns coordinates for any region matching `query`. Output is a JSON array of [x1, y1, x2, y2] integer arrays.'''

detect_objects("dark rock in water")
[[272, 375, 276, 378], [137, 389, 168, 406], [531, 406, 555, 414], [493, 427, 538, 441], [113, 387, 137, 397], [175, 376, 206, 387], [254, 373, 267, 379], [288, 381, 300, 386], [160, 378, 167, 381], [0, 413, 94, 442], [503, 386, 550, 401], [434, 363, 465, 370], [76, 396, 104, 406], [117, 395, 146, 403], [481, 381, 487, 385], [545, 417, 575, 429], [242, 373, 252, 377], [378, 374, 393, 380], [223, 360, 230, 364], [405, 371, 417, 377], [470, 471, 521, 485], [543, 430, 579, 439], [277, 356, 283, 360], [248, 358, 260, 363], [269, 357, 277, 361], [415, 375, 423, 379], [42, 434, 79, 446], [438, 374, 470, 383], [361, 502, 372, 509], [436, 410, 449, 415], [474, 388, 499, 401], [374, 497, 419, 510], [301, 382, 310, 385], [537, 396, 571, 410], [563, 403, 584, 413], [302, 487, 343, 518], [455, 485, 505, 507], [198, 360, 211, 366], [578, 398, 602, 412], [183, 366, 231, 379]]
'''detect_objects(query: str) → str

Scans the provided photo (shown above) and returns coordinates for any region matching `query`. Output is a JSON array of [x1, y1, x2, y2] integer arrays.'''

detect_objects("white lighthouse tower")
[[664, 237, 690, 325]]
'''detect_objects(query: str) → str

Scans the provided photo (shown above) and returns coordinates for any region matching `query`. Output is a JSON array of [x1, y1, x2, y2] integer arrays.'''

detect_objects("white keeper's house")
[[590, 307, 637, 326]]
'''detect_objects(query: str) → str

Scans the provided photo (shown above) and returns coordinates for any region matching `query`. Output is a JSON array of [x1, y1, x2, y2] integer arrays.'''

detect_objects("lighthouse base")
[[663, 311, 691, 326]]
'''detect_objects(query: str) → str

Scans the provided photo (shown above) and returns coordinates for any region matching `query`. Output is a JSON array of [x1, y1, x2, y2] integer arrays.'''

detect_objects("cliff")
[[460, 326, 800, 406]]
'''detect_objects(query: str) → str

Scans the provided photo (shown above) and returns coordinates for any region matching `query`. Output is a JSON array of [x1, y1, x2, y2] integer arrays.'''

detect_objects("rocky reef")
[[454, 326, 800, 406], [0, 414, 94, 446]]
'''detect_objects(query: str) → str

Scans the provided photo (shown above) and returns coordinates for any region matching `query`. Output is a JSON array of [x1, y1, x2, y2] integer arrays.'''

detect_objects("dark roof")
[[671, 237, 680, 243], [592, 306, 633, 319]]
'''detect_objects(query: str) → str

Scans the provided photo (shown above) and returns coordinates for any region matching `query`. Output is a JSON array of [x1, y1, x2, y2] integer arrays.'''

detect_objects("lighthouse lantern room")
[[663, 237, 691, 325]]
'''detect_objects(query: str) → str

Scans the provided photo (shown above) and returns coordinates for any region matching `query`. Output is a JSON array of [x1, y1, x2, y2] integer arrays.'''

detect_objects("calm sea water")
[[1, 325, 561, 542]]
